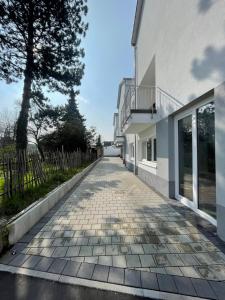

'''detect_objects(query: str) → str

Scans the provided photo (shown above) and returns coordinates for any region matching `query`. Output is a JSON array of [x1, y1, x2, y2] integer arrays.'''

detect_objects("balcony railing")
[[120, 85, 182, 129]]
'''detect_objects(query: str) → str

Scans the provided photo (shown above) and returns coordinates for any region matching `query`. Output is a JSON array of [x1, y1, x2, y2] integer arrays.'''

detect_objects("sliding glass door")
[[178, 115, 193, 201], [176, 99, 216, 222], [197, 102, 216, 218]]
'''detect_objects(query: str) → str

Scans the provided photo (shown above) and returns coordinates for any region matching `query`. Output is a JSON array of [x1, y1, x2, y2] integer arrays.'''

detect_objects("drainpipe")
[[134, 45, 138, 175]]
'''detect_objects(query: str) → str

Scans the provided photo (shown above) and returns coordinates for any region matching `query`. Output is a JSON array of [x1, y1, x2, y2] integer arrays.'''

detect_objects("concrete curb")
[[0, 264, 207, 300], [6, 158, 101, 246]]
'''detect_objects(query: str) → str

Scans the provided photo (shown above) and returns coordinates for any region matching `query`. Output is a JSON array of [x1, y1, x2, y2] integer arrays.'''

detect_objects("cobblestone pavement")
[[2, 157, 225, 298]]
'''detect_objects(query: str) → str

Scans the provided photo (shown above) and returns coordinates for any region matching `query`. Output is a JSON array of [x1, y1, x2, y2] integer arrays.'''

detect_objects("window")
[[141, 137, 157, 162], [153, 138, 157, 161], [129, 143, 134, 159], [147, 140, 152, 161]]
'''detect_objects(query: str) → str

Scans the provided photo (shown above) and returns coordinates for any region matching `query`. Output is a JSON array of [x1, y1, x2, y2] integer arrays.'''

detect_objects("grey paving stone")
[[98, 255, 113, 266], [126, 255, 141, 268], [93, 246, 105, 256], [124, 269, 141, 287], [141, 271, 159, 290], [209, 280, 225, 300], [10, 254, 30, 267], [112, 255, 127, 268], [34, 257, 54, 272], [108, 267, 124, 285], [173, 275, 197, 296], [66, 246, 80, 257], [77, 262, 95, 279], [40, 247, 55, 257], [139, 254, 156, 267], [79, 246, 93, 256], [22, 255, 42, 269], [0, 252, 18, 265], [191, 278, 217, 299], [61, 260, 81, 277], [48, 258, 67, 274], [51, 247, 68, 258], [157, 273, 178, 293], [84, 256, 98, 264], [130, 244, 144, 254], [92, 264, 109, 282], [106, 245, 119, 255]]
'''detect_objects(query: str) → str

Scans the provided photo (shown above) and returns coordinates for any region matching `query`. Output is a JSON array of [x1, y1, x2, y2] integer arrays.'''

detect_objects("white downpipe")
[[134, 46, 138, 175]]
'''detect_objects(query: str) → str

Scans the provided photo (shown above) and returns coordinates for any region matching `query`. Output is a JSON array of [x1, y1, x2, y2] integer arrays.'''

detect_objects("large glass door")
[[176, 100, 216, 222], [197, 102, 216, 218], [178, 115, 193, 201]]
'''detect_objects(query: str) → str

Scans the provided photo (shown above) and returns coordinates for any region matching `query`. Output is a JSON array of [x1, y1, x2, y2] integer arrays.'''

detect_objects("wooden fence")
[[0, 150, 96, 200]]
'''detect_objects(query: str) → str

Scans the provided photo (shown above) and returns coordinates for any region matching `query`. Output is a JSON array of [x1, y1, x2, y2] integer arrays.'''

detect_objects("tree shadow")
[[198, 0, 215, 13], [191, 45, 225, 81]]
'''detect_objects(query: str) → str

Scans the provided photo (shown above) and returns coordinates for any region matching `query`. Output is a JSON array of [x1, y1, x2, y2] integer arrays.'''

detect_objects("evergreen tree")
[[60, 88, 87, 152], [0, 0, 88, 150]]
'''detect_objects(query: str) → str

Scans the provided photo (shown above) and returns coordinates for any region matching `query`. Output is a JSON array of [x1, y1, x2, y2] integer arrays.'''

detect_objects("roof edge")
[[131, 0, 144, 46]]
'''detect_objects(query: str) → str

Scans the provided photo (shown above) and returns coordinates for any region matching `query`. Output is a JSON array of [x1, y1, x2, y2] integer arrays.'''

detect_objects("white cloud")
[[77, 95, 89, 104]]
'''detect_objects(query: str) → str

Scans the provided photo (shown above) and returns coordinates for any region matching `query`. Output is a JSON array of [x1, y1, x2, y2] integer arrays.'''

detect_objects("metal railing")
[[120, 85, 183, 129]]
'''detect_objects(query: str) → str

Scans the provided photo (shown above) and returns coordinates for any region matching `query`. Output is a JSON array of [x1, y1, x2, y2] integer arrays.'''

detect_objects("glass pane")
[[178, 115, 193, 200], [153, 138, 157, 161], [142, 141, 147, 159], [147, 140, 152, 161], [197, 101, 216, 218]]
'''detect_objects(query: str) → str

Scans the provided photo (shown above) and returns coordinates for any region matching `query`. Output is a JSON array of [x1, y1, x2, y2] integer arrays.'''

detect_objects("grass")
[[0, 162, 91, 218]]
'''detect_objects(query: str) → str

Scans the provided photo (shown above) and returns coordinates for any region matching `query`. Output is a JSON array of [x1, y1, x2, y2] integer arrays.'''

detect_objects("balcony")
[[121, 85, 182, 134]]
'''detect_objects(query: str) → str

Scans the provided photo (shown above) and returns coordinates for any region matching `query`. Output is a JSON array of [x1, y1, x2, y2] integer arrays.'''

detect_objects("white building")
[[113, 0, 225, 240]]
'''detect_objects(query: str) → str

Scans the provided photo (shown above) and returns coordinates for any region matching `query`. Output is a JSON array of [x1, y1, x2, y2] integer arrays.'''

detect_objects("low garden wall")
[[0, 157, 101, 253]]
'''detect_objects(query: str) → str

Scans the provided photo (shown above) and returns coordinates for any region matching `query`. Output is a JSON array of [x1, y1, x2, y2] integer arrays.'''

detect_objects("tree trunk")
[[16, 1, 34, 151], [16, 73, 32, 151], [37, 142, 45, 161]]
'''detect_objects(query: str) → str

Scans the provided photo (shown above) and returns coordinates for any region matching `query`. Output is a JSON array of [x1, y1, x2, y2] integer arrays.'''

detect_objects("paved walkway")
[[1, 158, 225, 299]]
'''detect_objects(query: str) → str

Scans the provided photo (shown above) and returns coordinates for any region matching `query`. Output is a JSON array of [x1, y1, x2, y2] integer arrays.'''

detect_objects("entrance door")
[[175, 99, 216, 224]]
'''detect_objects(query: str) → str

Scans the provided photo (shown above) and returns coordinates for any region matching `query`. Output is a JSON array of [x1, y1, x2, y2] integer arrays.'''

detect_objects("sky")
[[0, 0, 136, 141]]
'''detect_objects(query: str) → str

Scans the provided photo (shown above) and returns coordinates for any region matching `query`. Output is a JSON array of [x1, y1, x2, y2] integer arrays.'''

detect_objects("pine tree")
[[0, 0, 88, 150]]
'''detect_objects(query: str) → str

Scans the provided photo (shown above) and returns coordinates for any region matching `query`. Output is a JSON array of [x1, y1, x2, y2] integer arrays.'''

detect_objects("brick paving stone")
[[92, 264, 109, 282], [34, 257, 54, 272], [22, 255, 42, 269], [4, 157, 225, 284], [141, 271, 159, 290], [112, 255, 127, 268], [139, 255, 156, 267], [98, 256, 113, 266], [66, 246, 80, 257], [51, 247, 68, 258], [124, 269, 141, 287], [157, 273, 178, 293], [106, 245, 119, 256], [108, 267, 124, 284], [79, 246, 93, 257], [62, 260, 81, 277], [48, 258, 67, 274], [93, 246, 105, 256], [173, 275, 197, 296], [130, 244, 144, 254], [77, 262, 95, 279], [209, 280, 225, 300], [126, 255, 141, 268], [191, 278, 217, 299], [10, 254, 30, 267]]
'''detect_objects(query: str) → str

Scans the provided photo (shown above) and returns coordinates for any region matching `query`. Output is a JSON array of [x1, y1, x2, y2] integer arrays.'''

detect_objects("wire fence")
[[0, 149, 96, 200]]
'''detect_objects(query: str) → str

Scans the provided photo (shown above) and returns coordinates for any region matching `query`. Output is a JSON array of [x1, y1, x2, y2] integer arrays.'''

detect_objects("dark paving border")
[[1, 250, 224, 299]]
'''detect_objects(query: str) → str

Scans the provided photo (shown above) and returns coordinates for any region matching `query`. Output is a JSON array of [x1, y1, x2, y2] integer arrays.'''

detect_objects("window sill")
[[139, 160, 157, 169]]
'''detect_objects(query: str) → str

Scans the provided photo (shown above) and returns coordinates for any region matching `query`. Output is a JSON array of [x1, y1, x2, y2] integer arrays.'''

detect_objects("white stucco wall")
[[136, 0, 225, 105]]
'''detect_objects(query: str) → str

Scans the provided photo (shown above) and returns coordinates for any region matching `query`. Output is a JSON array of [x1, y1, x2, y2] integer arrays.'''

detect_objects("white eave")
[[131, 0, 144, 46]]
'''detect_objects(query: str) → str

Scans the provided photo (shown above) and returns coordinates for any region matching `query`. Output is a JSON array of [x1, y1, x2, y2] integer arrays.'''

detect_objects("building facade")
[[113, 0, 225, 240]]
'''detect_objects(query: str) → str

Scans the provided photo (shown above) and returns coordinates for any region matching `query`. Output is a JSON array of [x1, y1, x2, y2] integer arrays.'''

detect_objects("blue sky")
[[0, 0, 136, 141]]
